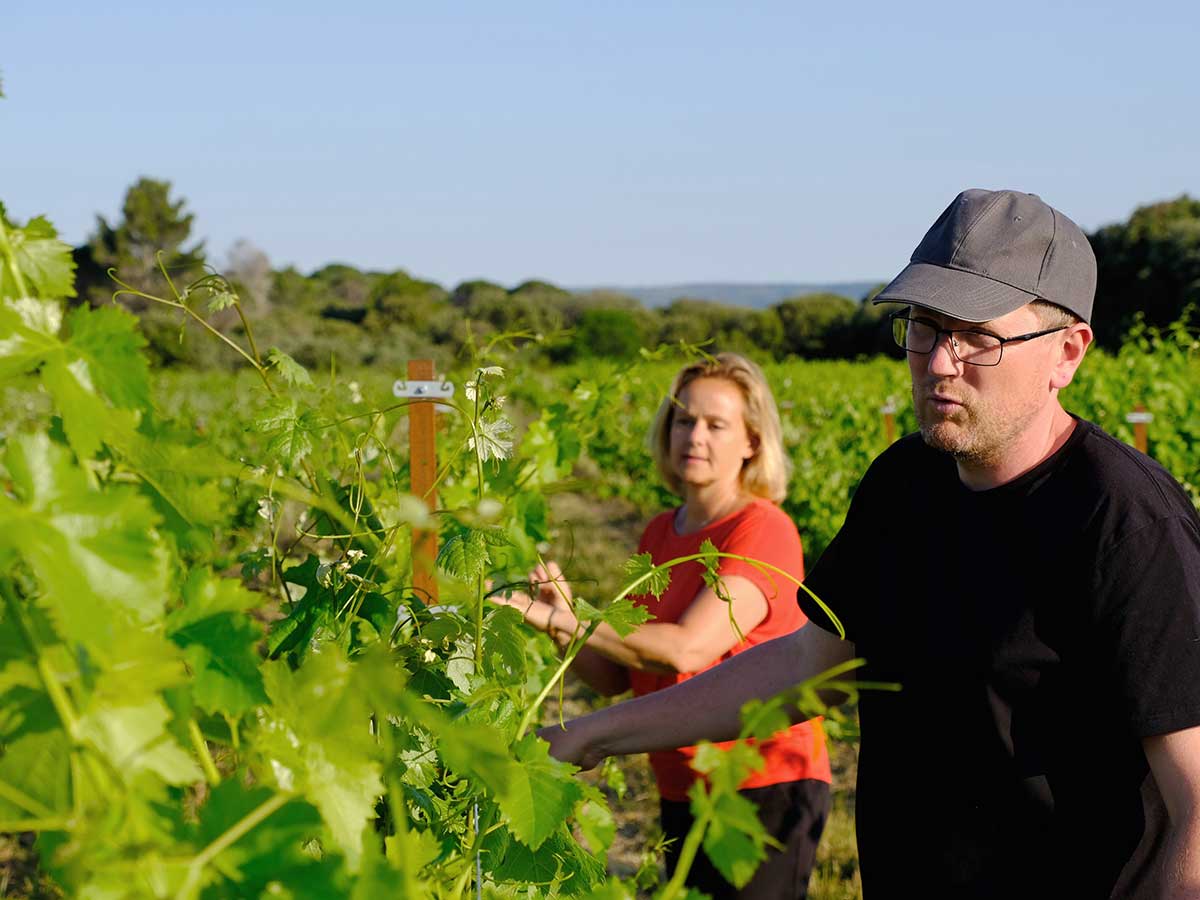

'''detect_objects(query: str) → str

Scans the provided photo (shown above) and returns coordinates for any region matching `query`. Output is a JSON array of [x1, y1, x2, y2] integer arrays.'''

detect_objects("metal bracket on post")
[[394, 380, 455, 403]]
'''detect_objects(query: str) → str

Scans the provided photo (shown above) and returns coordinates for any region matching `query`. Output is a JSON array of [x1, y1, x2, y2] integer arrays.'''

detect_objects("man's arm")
[[541, 622, 854, 769], [1145, 724, 1200, 899]]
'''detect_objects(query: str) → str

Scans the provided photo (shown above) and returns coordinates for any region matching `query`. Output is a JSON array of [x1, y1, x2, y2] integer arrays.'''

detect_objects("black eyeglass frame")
[[890, 312, 1070, 367]]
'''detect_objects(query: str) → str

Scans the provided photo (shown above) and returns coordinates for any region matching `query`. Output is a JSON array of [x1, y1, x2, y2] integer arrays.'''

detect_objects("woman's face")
[[669, 377, 755, 493]]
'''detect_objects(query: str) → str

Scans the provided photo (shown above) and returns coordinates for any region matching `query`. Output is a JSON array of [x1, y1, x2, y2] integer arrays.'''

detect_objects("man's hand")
[[539, 720, 606, 771]]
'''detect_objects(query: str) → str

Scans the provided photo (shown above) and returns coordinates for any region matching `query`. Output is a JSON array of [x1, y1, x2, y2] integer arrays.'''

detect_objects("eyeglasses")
[[891, 313, 1068, 367]]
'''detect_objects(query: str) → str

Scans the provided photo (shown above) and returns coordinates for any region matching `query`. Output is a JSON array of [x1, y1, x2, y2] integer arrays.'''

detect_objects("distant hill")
[[574, 281, 882, 309]]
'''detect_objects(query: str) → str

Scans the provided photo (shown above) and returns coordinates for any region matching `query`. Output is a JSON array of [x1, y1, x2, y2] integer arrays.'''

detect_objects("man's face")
[[908, 303, 1063, 468]]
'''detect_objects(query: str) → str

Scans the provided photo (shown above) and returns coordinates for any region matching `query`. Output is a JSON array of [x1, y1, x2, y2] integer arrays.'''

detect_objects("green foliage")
[[166, 569, 268, 717], [81, 177, 206, 305], [266, 347, 312, 387], [773, 293, 857, 358], [6, 187, 1198, 898], [0, 204, 76, 300], [622, 552, 672, 599], [0, 433, 169, 656], [1090, 195, 1200, 347], [7, 199, 766, 898]]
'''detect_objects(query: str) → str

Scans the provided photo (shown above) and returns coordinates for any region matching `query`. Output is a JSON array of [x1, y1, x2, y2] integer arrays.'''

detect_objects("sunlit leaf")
[[267, 347, 313, 387], [0, 434, 170, 658], [167, 569, 268, 717], [622, 552, 670, 599], [0, 209, 76, 299], [256, 396, 322, 470], [260, 645, 384, 871], [77, 699, 202, 785]]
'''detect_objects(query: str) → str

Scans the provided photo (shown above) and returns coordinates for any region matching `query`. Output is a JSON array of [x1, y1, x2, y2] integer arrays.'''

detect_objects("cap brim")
[[871, 261, 1037, 323]]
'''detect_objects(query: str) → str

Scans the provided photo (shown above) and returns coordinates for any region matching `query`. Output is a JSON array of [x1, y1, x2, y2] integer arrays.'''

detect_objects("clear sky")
[[2, 0, 1197, 289]]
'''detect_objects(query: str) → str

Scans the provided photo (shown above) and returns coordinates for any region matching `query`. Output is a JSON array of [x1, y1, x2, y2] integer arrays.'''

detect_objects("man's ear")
[[1050, 322, 1093, 391]]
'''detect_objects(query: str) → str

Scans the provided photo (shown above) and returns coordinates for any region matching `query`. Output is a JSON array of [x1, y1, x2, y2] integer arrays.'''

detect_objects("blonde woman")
[[500, 353, 830, 899]]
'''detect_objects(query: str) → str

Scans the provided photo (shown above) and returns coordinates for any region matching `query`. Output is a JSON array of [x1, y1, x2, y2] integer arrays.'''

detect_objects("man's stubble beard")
[[912, 382, 1029, 470]]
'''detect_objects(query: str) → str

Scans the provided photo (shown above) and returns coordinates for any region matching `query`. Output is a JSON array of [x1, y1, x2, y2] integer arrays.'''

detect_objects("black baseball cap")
[[873, 189, 1097, 323]]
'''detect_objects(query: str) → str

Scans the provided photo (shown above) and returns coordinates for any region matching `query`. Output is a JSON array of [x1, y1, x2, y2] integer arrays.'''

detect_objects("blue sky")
[[2, 0, 1197, 288]]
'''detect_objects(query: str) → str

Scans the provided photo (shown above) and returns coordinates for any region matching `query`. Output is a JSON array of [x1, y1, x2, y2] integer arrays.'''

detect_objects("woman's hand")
[[491, 561, 579, 647]]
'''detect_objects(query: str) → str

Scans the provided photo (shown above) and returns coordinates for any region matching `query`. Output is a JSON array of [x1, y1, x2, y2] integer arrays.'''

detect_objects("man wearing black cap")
[[545, 190, 1200, 898]]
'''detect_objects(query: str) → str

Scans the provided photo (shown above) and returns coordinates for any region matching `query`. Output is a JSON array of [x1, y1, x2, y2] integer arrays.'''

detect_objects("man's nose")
[[927, 331, 964, 376]]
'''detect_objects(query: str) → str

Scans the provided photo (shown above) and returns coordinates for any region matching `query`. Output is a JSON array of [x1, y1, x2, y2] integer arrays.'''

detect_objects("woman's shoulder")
[[639, 508, 679, 544], [735, 498, 797, 530], [720, 499, 801, 548]]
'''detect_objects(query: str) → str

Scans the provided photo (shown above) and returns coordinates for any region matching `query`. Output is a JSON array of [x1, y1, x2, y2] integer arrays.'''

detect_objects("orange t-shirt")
[[628, 498, 831, 802]]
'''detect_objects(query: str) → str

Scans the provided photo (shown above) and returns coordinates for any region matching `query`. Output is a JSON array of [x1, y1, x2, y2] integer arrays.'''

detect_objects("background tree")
[[75, 178, 209, 365], [81, 177, 206, 309], [1089, 195, 1200, 347], [310, 263, 375, 321], [507, 280, 571, 335], [571, 307, 645, 359], [225, 239, 273, 313], [826, 284, 898, 358], [772, 292, 856, 357], [368, 269, 451, 330]]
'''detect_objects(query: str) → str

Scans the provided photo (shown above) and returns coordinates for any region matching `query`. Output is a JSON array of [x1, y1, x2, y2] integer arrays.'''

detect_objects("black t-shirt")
[[799, 418, 1200, 899]]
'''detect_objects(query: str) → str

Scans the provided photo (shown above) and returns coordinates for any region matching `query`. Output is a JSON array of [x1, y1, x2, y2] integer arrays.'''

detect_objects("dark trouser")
[[660, 779, 831, 900]]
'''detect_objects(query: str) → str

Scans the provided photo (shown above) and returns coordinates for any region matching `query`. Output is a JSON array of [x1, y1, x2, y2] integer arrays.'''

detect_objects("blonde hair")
[[649, 352, 791, 503], [1031, 299, 1082, 329]]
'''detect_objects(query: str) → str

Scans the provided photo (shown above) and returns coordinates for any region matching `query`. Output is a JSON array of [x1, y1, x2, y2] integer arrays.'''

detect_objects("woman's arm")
[[570, 574, 768, 674], [500, 568, 770, 676], [496, 562, 630, 696]]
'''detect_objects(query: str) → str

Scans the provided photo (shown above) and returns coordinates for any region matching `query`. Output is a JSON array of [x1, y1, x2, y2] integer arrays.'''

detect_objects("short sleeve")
[[1092, 514, 1200, 738], [716, 504, 804, 608]]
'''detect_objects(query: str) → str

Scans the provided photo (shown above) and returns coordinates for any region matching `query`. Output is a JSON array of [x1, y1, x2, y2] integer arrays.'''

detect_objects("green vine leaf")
[[77, 699, 202, 785], [437, 527, 508, 582], [0, 206, 76, 300], [260, 645, 384, 872], [196, 782, 335, 895], [256, 397, 322, 470], [207, 289, 238, 313], [0, 434, 170, 659], [166, 569, 268, 717], [267, 347, 313, 387], [622, 552, 671, 599], [470, 416, 514, 462], [0, 297, 61, 378], [64, 304, 152, 411], [0, 730, 71, 821], [573, 596, 651, 638], [501, 734, 585, 850], [0, 300, 149, 458]]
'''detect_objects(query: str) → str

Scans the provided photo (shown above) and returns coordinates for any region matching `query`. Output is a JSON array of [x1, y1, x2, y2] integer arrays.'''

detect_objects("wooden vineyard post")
[[1126, 403, 1153, 456], [880, 398, 897, 446], [399, 359, 448, 605]]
